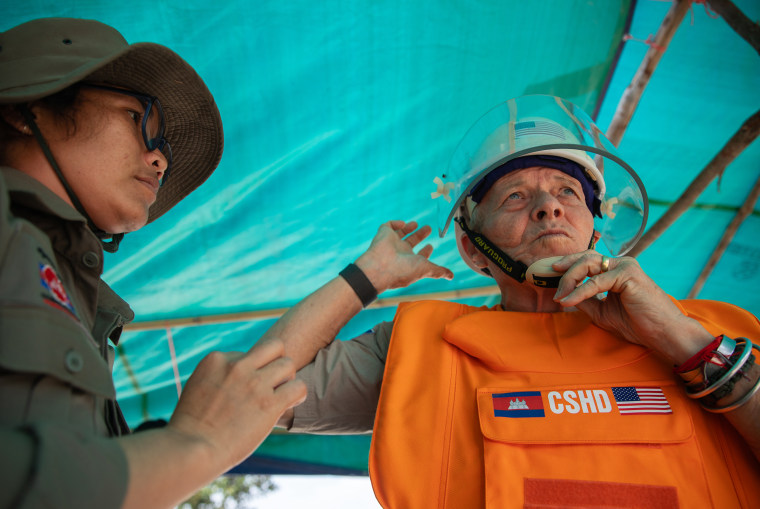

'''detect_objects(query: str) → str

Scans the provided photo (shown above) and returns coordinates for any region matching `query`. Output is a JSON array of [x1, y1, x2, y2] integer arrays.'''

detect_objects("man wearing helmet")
[[269, 96, 760, 506], [0, 18, 311, 509]]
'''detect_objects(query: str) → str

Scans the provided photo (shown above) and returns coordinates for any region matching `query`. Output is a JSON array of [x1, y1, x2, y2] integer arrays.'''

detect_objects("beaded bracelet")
[[701, 366, 760, 413], [709, 351, 756, 401]]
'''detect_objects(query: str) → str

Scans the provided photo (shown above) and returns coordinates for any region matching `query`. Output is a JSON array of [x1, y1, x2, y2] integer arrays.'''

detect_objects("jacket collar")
[[2, 166, 87, 223]]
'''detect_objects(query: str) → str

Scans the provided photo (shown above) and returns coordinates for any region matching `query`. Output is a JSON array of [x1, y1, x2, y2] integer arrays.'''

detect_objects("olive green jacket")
[[1, 167, 133, 508]]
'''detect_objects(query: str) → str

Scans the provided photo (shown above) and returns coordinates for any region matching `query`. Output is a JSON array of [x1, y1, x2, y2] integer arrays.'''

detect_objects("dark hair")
[[0, 84, 83, 161]]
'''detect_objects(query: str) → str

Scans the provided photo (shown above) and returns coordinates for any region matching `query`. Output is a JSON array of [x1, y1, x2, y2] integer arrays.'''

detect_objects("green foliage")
[[180, 475, 276, 509]]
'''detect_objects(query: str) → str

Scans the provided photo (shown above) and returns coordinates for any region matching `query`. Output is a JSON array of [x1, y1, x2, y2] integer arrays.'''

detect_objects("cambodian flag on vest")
[[492, 391, 545, 418]]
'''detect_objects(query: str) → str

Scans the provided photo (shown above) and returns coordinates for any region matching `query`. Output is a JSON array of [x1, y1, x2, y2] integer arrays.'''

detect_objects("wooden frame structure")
[[124, 0, 759, 332]]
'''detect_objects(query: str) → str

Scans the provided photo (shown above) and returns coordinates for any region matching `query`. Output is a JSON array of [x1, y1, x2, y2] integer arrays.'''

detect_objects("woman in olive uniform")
[[0, 17, 308, 509]]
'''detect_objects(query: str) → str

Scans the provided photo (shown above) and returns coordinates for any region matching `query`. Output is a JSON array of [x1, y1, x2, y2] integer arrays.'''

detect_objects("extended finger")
[[417, 243, 433, 259], [386, 220, 407, 231], [274, 378, 308, 409], [385, 220, 417, 236], [423, 259, 454, 280], [404, 225, 432, 247], [398, 221, 418, 237], [556, 272, 612, 307], [244, 338, 286, 369], [554, 252, 609, 299], [254, 355, 298, 389]]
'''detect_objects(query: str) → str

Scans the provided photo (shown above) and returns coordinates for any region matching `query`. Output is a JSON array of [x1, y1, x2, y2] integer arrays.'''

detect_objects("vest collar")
[[442, 308, 651, 373]]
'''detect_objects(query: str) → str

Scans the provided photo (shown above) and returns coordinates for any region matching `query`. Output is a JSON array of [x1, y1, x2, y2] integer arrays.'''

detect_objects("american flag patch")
[[612, 387, 672, 415], [514, 120, 566, 140]]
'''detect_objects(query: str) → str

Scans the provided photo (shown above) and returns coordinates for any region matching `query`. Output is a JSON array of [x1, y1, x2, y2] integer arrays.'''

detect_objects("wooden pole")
[[682, 0, 760, 295], [606, 0, 693, 147], [629, 108, 760, 257], [123, 284, 500, 332], [687, 172, 760, 298], [707, 0, 760, 55], [627, 0, 760, 257]]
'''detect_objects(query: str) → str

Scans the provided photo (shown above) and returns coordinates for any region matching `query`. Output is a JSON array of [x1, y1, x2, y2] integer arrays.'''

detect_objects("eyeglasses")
[[82, 83, 173, 186]]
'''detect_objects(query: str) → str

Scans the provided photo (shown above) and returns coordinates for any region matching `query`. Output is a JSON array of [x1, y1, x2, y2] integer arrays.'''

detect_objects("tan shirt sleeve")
[[290, 321, 394, 434]]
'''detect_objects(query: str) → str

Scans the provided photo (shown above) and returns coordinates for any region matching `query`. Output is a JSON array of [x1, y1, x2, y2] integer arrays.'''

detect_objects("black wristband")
[[339, 263, 378, 307]]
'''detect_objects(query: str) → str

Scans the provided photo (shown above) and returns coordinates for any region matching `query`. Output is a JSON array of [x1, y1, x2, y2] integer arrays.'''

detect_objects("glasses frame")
[[81, 83, 173, 186]]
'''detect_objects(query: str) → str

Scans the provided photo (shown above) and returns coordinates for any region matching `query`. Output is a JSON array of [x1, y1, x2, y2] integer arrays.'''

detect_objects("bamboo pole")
[[687, 172, 760, 298], [629, 108, 760, 257], [123, 285, 500, 332], [707, 0, 760, 55], [682, 0, 760, 295], [627, 0, 760, 257], [606, 0, 693, 147]]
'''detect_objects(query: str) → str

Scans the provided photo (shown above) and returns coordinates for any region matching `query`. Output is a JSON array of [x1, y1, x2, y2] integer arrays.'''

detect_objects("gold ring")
[[600, 255, 611, 273]]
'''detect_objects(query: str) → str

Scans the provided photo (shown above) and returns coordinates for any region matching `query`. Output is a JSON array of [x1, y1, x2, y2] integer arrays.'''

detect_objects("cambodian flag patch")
[[39, 263, 76, 316], [492, 391, 545, 418]]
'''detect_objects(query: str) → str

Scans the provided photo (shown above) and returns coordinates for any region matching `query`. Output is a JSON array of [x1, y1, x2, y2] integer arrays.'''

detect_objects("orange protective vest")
[[369, 299, 760, 508]]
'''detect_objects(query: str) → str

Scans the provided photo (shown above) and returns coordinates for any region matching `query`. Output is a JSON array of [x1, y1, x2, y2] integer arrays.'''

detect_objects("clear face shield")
[[434, 95, 648, 257]]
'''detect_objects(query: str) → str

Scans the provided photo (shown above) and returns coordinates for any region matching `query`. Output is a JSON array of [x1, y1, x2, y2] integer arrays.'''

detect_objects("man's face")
[[34, 87, 169, 233], [468, 167, 596, 268]]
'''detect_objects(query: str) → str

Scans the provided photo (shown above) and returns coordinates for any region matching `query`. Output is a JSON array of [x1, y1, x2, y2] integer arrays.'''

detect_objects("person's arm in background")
[[256, 220, 452, 430], [258, 220, 453, 370]]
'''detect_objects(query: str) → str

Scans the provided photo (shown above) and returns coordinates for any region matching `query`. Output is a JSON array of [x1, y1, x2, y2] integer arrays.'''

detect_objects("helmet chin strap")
[[456, 216, 597, 286], [20, 106, 124, 253], [455, 216, 527, 282]]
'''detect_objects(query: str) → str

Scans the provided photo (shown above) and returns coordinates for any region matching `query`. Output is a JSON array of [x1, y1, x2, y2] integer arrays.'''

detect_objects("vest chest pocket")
[[475, 382, 721, 509]]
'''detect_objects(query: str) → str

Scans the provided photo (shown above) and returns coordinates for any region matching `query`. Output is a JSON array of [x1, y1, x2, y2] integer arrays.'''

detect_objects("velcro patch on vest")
[[524, 478, 679, 508], [478, 383, 692, 444]]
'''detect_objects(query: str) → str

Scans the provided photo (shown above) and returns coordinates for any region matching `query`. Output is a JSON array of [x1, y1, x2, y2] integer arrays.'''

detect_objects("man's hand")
[[551, 252, 714, 364], [355, 220, 453, 293], [167, 339, 307, 467]]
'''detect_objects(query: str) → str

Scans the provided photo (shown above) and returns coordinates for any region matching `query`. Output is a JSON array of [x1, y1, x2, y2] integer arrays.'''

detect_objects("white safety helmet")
[[432, 95, 648, 275]]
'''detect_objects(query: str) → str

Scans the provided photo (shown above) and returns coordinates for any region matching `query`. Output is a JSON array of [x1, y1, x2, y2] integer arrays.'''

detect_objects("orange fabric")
[[368, 299, 760, 508]]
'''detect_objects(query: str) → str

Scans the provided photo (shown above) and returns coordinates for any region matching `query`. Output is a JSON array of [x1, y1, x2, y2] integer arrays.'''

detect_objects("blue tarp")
[[4, 0, 759, 474]]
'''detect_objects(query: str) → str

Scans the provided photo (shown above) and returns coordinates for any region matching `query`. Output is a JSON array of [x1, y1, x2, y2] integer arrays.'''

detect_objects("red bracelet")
[[674, 336, 723, 374]]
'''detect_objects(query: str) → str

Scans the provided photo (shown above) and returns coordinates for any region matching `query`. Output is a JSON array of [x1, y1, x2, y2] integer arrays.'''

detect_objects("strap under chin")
[[21, 106, 124, 253], [100, 233, 124, 253], [455, 217, 527, 283]]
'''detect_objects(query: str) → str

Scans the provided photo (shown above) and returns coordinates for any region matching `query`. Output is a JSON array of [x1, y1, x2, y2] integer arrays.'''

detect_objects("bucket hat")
[[0, 17, 223, 222]]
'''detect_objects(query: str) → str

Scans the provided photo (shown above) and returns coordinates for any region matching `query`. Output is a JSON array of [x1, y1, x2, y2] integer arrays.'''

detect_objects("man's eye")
[[127, 110, 141, 124], [561, 187, 578, 197], [507, 192, 521, 200]]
